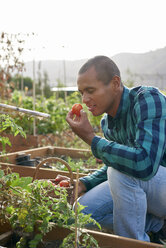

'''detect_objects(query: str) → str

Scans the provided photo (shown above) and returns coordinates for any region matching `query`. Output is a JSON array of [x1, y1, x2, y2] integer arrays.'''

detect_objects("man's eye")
[[88, 90, 94, 94]]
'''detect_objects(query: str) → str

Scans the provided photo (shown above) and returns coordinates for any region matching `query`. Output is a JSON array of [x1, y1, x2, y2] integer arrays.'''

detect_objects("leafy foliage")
[[54, 156, 103, 173], [11, 75, 33, 91], [0, 114, 26, 153], [0, 168, 101, 248], [8, 90, 102, 137]]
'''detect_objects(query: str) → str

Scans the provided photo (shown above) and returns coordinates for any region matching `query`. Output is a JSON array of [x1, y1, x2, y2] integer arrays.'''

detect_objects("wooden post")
[[75, 169, 79, 248], [33, 59, 36, 136]]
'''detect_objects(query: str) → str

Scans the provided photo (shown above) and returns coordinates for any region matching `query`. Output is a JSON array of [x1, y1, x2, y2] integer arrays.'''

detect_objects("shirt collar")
[[108, 86, 130, 121]]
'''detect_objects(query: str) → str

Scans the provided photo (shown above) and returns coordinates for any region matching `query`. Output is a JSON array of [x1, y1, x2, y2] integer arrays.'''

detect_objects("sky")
[[1, 0, 166, 62]]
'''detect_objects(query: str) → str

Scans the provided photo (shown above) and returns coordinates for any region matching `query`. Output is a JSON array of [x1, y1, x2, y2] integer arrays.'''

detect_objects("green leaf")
[[0, 169, 4, 178]]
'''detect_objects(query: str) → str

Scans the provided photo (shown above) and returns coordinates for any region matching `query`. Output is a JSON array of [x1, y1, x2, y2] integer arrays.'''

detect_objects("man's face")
[[77, 66, 120, 117]]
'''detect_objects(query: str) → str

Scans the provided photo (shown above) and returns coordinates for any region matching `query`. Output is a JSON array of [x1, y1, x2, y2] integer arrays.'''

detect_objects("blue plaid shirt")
[[80, 86, 166, 191]]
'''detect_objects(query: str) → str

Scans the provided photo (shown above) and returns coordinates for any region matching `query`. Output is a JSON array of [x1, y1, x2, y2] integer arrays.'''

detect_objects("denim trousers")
[[78, 165, 166, 242]]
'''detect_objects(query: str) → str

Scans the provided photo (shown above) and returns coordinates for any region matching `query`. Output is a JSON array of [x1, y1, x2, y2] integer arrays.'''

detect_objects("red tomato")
[[96, 158, 103, 164], [59, 180, 70, 187], [71, 103, 83, 116]]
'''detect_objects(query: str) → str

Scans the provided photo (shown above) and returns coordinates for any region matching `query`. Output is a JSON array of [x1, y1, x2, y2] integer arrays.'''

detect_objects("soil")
[[5, 233, 63, 248], [5, 238, 89, 248], [39, 240, 63, 248]]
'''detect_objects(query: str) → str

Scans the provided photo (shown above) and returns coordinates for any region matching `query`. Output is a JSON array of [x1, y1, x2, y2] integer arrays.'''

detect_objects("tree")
[[0, 32, 34, 99], [10, 74, 33, 91]]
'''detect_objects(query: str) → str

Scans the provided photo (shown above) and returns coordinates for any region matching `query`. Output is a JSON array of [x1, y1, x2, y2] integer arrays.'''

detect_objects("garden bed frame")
[[0, 146, 90, 179], [0, 146, 164, 247], [0, 223, 163, 248]]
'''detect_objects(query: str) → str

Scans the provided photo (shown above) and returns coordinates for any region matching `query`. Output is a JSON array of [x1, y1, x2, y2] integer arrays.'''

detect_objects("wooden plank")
[[86, 229, 163, 248], [0, 162, 87, 179], [0, 146, 52, 164], [0, 220, 163, 248], [53, 146, 91, 159], [0, 146, 92, 164], [0, 223, 11, 235], [42, 226, 163, 248], [0, 231, 12, 246]]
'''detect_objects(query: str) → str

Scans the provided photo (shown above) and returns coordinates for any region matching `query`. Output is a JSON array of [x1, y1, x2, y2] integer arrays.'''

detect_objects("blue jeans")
[[78, 165, 166, 242], [78, 180, 113, 232]]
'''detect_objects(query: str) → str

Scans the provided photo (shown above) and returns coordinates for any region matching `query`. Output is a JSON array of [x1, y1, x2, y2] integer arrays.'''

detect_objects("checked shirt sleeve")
[[79, 165, 108, 191], [91, 89, 166, 180]]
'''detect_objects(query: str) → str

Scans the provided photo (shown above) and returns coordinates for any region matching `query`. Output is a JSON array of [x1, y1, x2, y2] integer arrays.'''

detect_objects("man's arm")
[[91, 89, 166, 180], [79, 165, 108, 191]]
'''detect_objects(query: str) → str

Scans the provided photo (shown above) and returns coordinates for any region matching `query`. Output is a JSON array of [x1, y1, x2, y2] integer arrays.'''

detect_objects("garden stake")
[[0, 103, 50, 118], [75, 168, 79, 248]]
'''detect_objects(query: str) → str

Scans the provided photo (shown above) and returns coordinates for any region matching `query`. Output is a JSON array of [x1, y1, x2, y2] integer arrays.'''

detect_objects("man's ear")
[[111, 76, 121, 90]]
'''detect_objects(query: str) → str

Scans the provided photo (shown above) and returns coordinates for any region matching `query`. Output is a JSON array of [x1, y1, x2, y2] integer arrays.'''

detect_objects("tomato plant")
[[0, 114, 26, 153], [0, 169, 101, 248], [5, 90, 102, 147]]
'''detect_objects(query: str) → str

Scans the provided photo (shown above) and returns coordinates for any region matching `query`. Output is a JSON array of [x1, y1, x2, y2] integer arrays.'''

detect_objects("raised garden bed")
[[0, 146, 102, 178], [0, 146, 164, 248], [0, 222, 163, 248], [0, 131, 86, 153]]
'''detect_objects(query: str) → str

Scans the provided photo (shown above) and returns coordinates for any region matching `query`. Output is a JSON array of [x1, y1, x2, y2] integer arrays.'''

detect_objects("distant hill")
[[112, 46, 166, 89], [24, 59, 87, 88], [24, 46, 166, 89]]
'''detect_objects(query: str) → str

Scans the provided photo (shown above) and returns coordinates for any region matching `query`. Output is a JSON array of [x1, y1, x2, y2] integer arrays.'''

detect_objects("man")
[[59, 56, 166, 243]]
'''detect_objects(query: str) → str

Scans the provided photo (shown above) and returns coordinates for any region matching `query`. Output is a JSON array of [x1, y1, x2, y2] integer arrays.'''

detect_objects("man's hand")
[[54, 174, 69, 184], [66, 109, 95, 146], [70, 179, 87, 205], [55, 174, 87, 205]]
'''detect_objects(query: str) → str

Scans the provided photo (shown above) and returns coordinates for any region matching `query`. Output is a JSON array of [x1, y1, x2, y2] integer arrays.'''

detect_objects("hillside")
[[24, 46, 166, 89]]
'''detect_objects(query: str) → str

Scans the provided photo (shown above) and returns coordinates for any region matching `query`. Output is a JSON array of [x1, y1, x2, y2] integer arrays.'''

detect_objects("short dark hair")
[[78, 55, 121, 85]]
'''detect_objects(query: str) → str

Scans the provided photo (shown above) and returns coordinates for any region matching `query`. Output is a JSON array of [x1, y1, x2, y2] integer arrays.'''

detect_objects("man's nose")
[[82, 93, 90, 104]]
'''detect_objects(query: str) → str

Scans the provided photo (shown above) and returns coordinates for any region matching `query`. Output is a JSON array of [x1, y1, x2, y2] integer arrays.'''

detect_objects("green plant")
[[0, 168, 101, 248], [0, 114, 26, 153], [54, 156, 103, 173], [7, 90, 102, 136]]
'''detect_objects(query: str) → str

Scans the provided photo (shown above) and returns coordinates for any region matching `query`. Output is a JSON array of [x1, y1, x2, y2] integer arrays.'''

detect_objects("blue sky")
[[1, 0, 166, 61]]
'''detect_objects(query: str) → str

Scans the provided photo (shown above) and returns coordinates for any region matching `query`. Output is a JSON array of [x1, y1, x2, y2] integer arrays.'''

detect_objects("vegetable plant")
[[0, 114, 26, 154], [0, 167, 101, 248], [9, 90, 102, 136], [54, 156, 103, 173]]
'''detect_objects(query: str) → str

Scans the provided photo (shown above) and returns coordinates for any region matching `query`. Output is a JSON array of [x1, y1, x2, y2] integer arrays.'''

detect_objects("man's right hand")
[[66, 110, 95, 146], [54, 174, 70, 184], [55, 174, 87, 204]]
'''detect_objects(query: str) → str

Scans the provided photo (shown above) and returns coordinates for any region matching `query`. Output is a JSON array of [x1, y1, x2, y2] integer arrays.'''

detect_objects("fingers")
[[66, 110, 74, 120], [70, 192, 75, 205], [66, 109, 87, 122], [80, 109, 86, 117], [54, 174, 70, 184], [70, 181, 86, 205]]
